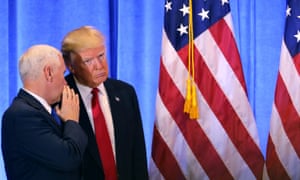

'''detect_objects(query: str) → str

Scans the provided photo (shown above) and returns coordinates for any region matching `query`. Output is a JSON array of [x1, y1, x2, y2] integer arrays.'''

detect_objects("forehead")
[[77, 45, 105, 57]]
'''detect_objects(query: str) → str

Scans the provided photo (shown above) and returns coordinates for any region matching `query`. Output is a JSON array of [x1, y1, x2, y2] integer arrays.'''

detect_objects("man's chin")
[[95, 77, 107, 84]]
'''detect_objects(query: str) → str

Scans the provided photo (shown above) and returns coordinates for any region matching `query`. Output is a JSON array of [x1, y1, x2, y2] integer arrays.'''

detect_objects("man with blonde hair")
[[62, 26, 148, 180], [1, 44, 87, 180]]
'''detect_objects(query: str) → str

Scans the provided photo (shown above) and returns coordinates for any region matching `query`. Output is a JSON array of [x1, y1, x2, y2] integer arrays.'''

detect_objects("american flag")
[[149, 0, 265, 179], [266, 0, 300, 179]]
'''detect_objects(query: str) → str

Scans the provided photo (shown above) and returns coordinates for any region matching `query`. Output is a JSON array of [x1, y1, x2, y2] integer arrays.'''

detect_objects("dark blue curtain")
[[0, 0, 286, 178]]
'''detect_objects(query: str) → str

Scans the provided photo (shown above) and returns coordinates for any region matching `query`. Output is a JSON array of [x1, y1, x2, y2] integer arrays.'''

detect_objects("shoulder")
[[5, 90, 43, 114], [105, 78, 135, 91], [104, 78, 138, 101], [2, 92, 46, 126]]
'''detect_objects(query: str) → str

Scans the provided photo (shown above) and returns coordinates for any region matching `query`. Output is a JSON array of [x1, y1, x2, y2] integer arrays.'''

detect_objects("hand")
[[55, 86, 79, 123]]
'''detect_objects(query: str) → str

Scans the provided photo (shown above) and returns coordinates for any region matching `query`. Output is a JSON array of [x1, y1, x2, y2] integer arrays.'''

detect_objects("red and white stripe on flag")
[[266, 1, 300, 179], [149, 0, 264, 179]]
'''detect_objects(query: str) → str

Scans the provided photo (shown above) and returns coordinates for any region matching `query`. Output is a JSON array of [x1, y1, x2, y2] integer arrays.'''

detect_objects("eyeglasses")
[[82, 52, 105, 66]]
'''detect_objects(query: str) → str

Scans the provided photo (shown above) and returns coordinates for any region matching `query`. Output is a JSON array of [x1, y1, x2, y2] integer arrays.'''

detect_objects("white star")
[[221, 0, 229, 6], [198, 8, 210, 21], [298, 15, 300, 19], [286, 5, 291, 17], [179, 4, 189, 16], [294, 30, 300, 43], [165, 1, 172, 12], [177, 24, 188, 36]]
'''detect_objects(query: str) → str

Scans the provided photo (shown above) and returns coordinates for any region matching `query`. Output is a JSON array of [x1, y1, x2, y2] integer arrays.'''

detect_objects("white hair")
[[19, 44, 61, 82]]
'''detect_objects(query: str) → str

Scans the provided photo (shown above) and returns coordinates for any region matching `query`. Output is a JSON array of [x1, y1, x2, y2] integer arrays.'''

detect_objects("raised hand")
[[55, 85, 79, 122]]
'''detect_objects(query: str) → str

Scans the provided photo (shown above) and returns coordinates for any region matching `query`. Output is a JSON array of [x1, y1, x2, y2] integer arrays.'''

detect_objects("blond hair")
[[61, 26, 105, 54]]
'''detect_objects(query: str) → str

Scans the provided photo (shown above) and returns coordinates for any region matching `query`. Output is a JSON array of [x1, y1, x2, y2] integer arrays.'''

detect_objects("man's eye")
[[83, 59, 93, 64], [98, 53, 104, 60]]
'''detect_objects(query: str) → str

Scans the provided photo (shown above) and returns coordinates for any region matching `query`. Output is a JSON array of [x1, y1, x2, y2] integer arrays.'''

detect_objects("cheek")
[[61, 78, 66, 86], [76, 64, 91, 74], [101, 62, 109, 73], [56, 75, 66, 88]]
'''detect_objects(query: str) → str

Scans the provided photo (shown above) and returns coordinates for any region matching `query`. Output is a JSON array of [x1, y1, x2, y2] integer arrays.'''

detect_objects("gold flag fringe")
[[184, 0, 199, 120]]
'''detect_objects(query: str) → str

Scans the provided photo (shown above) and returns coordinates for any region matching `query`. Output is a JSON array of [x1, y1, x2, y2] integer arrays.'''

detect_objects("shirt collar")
[[22, 88, 52, 114], [74, 76, 106, 98]]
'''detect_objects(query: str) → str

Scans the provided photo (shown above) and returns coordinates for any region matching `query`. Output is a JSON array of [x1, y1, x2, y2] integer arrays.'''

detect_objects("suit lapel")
[[103, 80, 123, 166], [65, 74, 102, 168], [18, 89, 62, 131]]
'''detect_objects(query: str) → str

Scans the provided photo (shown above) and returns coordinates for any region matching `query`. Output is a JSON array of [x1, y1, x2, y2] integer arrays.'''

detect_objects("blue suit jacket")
[[65, 74, 148, 180], [1, 89, 87, 180]]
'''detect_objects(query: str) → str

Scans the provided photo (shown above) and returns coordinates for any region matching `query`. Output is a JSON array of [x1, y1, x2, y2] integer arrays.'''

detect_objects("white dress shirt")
[[74, 78, 116, 158]]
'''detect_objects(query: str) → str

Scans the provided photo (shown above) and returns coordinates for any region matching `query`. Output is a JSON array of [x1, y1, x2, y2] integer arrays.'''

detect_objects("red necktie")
[[91, 88, 118, 180]]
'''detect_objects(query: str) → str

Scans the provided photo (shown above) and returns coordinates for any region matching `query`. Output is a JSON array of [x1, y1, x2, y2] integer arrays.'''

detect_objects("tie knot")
[[92, 88, 99, 95]]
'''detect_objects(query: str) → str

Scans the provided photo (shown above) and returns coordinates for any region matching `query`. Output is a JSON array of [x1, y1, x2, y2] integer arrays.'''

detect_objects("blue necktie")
[[51, 108, 61, 126]]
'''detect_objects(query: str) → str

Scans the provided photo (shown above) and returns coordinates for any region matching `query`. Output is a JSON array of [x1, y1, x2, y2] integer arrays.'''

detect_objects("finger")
[[70, 88, 75, 99], [63, 86, 68, 99], [75, 94, 79, 106], [65, 86, 71, 98]]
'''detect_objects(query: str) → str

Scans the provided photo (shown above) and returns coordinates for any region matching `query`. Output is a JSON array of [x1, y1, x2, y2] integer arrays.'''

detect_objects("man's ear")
[[43, 65, 53, 82]]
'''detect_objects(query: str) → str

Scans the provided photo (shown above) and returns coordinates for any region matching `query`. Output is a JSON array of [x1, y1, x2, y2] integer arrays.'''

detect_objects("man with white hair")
[[1, 44, 87, 180]]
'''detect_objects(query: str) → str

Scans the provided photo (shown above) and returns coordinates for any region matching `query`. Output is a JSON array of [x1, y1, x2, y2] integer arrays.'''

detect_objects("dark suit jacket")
[[1, 89, 87, 180], [65, 74, 148, 180]]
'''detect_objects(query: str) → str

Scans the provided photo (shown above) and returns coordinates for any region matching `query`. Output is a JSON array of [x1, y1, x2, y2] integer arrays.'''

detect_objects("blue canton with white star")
[[164, 0, 230, 51], [285, 0, 300, 57]]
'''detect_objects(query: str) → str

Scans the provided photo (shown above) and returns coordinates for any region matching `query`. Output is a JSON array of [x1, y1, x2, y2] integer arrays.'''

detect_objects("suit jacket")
[[1, 89, 87, 180], [65, 74, 148, 180]]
